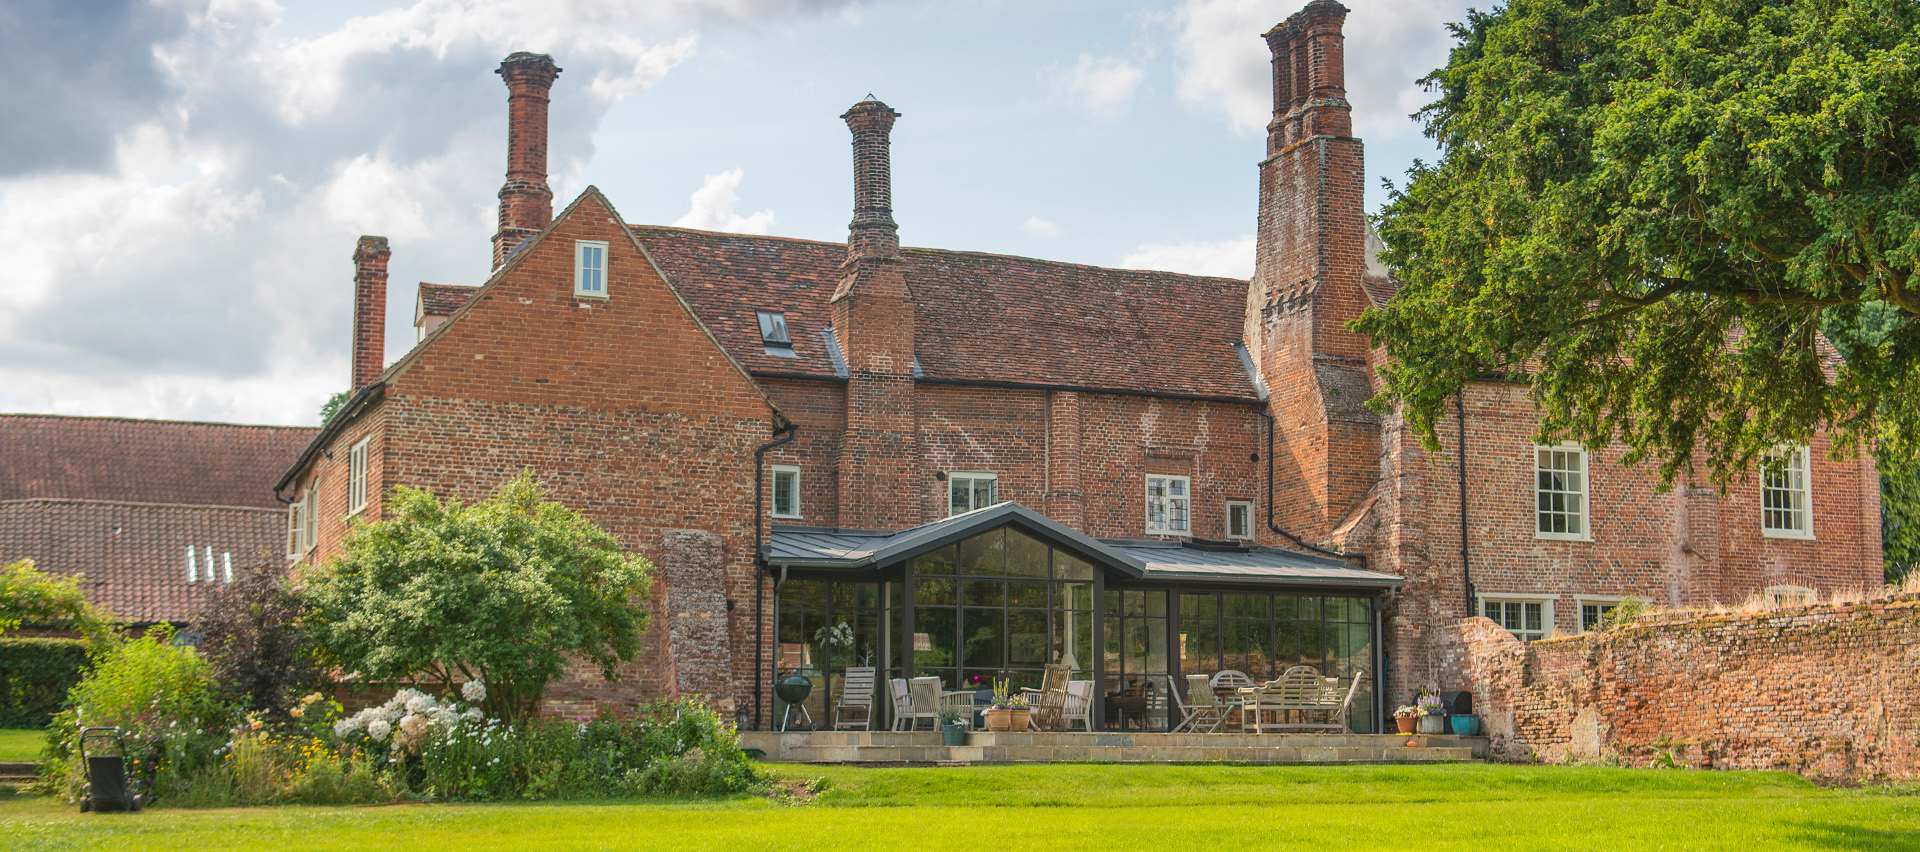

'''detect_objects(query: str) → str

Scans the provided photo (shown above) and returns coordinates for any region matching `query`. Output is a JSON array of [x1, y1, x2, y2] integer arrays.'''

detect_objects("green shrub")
[[0, 638, 88, 728], [36, 627, 227, 802]]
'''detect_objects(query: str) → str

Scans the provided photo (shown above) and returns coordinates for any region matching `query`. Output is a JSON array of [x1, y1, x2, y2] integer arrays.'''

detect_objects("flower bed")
[[37, 639, 758, 807]]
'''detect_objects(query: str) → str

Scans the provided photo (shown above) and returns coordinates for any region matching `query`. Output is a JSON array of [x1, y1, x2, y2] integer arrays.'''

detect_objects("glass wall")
[[907, 527, 1096, 694], [1102, 589, 1169, 730], [1177, 591, 1376, 732], [774, 578, 881, 729]]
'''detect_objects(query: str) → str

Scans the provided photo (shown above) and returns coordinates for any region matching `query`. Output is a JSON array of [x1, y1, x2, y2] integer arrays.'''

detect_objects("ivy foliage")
[[0, 559, 120, 651], [1358, 0, 1920, 486], [303, 472, 654, 721]]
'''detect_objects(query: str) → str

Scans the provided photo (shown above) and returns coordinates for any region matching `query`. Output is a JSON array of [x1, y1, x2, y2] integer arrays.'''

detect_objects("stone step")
[[784, 743, 1474, 765]]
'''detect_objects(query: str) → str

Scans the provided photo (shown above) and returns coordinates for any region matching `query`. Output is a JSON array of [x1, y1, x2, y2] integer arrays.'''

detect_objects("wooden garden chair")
[[899, 676, 943, 732], [1060, 681, 1094, 731], [1169, 674, 1227, 733], [1022, 663, 1074, 731], [834, 666, 877, 730]]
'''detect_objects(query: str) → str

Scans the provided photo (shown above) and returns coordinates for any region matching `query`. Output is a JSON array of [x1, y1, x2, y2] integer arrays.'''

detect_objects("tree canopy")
[[1357, 0, 1919, 486], [302, 473, 654, 720]]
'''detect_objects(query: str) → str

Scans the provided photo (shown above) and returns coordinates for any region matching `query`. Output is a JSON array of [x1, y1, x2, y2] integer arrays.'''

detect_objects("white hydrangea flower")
[[400, 714, 429, 739], [461, 681, 486, 703], [462, 707, 484, 723], [405, 695, 434, 714], [367, 719, 392, 741]]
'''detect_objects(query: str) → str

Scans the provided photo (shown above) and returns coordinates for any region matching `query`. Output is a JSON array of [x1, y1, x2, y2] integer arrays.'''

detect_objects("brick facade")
[[279, 0, 1883, 732], [1434, 601, 1920, 781]]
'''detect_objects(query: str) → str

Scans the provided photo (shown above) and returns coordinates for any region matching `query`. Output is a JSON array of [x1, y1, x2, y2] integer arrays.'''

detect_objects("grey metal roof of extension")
[[765, 502, 1402, 590], [765, 502, 1147, 577], [1104, 540, 1403, 589]]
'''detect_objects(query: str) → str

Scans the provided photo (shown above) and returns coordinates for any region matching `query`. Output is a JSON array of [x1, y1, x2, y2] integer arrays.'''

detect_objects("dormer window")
[[575, 241, 608, 298], [757, 311, 795, 357]]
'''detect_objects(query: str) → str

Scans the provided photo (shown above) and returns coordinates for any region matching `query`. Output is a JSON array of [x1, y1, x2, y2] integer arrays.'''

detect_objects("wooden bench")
[[1241, 667, 1366, 733]]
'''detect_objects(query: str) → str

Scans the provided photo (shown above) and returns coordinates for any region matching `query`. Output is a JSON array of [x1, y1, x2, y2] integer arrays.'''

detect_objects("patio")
[[740, 730, 1486, 765]]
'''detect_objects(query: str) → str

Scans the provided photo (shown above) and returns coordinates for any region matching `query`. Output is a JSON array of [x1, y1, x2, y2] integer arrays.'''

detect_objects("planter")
[[941, 722, 968, 746], [1417, 714, 1447, 735], [1449, 714, 1481, 737], [983, 707, 1031, 733], [1395, 715, 1418, 735]]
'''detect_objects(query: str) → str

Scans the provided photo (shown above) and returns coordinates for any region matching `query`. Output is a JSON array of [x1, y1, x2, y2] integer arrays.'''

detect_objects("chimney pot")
[[352, 236, 391, 391], [493, 52, 562, 269], [842, 97, 902, 261]]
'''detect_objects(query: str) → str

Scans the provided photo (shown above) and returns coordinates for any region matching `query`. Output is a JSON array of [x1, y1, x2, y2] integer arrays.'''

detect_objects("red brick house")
[[279, 2, 1881, 730], [0, 414, 315, 631]]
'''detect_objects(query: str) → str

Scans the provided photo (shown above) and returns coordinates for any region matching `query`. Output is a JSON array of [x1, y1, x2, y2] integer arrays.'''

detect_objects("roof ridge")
[[628, 224, 1251, 285], [0, 413, 318, 431], [1, 497, 283, 513]]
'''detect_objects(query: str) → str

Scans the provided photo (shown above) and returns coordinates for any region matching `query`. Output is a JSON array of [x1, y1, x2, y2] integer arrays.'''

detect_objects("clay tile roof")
[[0, 415, 315, 509], [0, 499, 283, 624], [631, 226, 1262, 401], [417, 282, 478, 318], [1360, 275, 1402, 308]]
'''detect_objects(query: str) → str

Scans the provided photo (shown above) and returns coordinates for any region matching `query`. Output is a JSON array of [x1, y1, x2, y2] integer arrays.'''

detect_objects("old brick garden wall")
[[1435, 598, 1920, 781]]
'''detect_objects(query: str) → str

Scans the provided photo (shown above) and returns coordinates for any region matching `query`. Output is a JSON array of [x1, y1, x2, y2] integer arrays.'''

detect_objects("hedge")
[[0, 638, 89, 728]]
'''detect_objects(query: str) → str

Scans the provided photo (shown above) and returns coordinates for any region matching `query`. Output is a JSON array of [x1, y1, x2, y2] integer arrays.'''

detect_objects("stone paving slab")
[[746, 730, 1483, 765]]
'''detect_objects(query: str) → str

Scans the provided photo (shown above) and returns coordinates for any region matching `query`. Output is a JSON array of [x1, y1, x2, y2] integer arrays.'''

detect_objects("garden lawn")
[[3, 763, 1918, 851], [0, 730, 43, 763]]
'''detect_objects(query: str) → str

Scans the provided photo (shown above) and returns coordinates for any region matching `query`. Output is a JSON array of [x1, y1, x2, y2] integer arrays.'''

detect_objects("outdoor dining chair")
[[1023, 663, 1073, 730], [888, 678, 912, 731], [834, 667, 877, 730], [1169, 674, 1227, 733], [1060, 681, 1094, 731], [898, 676, 944, 732]]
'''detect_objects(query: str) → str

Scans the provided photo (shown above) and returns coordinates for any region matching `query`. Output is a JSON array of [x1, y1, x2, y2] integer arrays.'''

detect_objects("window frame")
[[947, 472, 999, 517], [286, 494, 306, 559], [347, 438, 370, 517], [1225, 500, 1254, 540], [1144, 474, 1192, 536], [574, 240, 609, 298], [1574, 595, 1625, 633], [1760, 446, 1815, 540], [1534, 443, 1592, 542], [1480, 594, 1555, 642], [302, 486, 318, 554], [770, 464, 802, 520]]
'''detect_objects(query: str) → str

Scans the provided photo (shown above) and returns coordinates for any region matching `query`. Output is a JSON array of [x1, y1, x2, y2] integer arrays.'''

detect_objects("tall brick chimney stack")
[[830, 96, 919, 530], [351, 236, 390, 391], [1247, 0, 1378, 545], [493, 52, 561, 269], [841, 96, 901, 261]]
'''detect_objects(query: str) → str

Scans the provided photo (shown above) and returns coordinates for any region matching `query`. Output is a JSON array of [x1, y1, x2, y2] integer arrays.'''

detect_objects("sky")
[[0, 0, 1476, 428]]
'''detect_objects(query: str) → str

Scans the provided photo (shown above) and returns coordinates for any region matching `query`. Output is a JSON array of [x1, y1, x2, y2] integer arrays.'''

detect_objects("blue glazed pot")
[[1450, 714, 1481, 736]]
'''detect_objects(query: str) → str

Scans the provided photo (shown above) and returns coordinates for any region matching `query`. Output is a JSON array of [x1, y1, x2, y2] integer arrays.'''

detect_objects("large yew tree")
[[1358, 0, 1919, 488]]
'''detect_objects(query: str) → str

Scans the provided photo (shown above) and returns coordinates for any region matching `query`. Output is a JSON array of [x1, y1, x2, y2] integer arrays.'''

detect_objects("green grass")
[[2, 763, 1917, 851], [0, 730, 44, 763]]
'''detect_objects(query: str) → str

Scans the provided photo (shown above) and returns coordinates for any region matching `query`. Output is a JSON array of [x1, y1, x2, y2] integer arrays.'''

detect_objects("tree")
[[302, 472, 653, 720], [1357, 0, 1920, 487], [194, 560, 322, 716], [0, 559, 119, 651], [319, 391, 351, 424]]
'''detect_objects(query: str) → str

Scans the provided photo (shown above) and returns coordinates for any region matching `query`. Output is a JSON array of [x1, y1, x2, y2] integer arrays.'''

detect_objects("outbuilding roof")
[[0, 414, 315, 510]]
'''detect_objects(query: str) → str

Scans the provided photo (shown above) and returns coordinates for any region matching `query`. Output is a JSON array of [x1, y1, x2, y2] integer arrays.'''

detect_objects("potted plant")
[[1393, 705, 1420, 735], [982, 677, 1032, 733], [938, 708, 968, 746], [1415, 691, 1447, 735]]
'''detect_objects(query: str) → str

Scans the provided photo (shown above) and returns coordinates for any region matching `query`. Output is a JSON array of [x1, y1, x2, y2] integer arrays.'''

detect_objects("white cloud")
[[673, 169, 776, 235], [1119, 235, 1255, 279], [1165, 0, 1471, 137], [0, 0, 846, 426], [1050, 54, 1146, 115], [1022, 216, 1060, 238]]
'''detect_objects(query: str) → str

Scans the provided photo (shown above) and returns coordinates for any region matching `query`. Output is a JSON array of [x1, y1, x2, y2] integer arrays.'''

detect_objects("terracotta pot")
[[1395, 715, 1418, 734], [984, 707, 1031, 733]]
